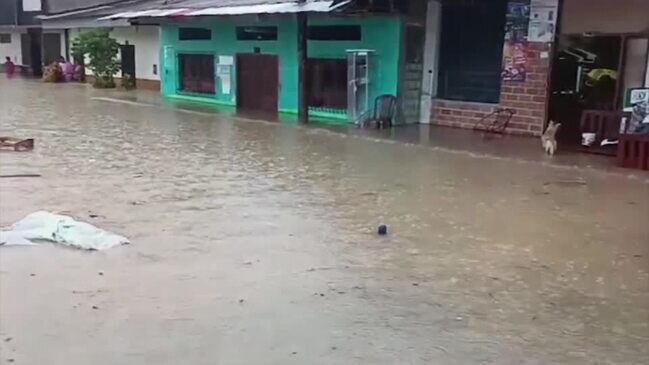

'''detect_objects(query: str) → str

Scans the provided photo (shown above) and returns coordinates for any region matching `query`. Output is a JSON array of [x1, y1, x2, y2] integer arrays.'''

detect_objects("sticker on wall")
[[528, 0, 558, 42], [624, 88, 649, 110], [218, 55, 234, 66], [217, 64, 232, 95], [502, 0, 530, 82]]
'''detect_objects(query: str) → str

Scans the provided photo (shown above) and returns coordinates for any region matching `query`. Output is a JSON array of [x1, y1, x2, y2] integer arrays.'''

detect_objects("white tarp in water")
[[0, 211, 129, 250]]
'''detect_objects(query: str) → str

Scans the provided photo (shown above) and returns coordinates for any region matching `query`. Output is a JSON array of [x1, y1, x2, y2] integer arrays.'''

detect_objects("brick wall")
[[432, 42, 552, 136]]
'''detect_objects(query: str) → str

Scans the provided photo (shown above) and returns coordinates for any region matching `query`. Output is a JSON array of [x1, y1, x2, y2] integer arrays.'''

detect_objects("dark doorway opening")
[[23, 29, 42, 77], [236, 53, 279, 118], [120, 44, 136, 87], [42, 33, 62, 65], [549, 35, 622, 144]]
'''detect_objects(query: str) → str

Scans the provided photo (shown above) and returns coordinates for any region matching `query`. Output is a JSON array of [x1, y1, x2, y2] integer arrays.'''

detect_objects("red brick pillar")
[[499, 42, 553, 136]]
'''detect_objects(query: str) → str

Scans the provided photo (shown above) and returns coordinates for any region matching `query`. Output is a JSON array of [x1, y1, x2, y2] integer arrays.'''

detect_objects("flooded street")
[[1, 78, 648, 364]]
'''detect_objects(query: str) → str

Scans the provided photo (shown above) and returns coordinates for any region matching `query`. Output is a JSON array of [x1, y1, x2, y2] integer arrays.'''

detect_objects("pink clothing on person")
[[4, 59, 15, 78]]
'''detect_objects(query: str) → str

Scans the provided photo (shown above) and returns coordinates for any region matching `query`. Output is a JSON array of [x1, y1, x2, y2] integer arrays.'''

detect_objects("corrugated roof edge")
[[100, 0, 353, 20], [38, 0, 161, 20]]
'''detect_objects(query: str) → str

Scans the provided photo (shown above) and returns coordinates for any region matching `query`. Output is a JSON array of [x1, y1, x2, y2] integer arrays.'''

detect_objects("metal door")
[[120, 44, 136, 83]]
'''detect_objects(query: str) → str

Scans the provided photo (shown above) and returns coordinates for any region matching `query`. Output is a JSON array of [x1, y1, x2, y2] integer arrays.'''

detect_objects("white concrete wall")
[[0, 30, 24, 65], [0, 30, 65, 66], [111, 26, 159, 81], [22, 0, 42, 12], [560, 0, 649, 34], [70, 26, 160, 81], [419, 0, 441, 124]]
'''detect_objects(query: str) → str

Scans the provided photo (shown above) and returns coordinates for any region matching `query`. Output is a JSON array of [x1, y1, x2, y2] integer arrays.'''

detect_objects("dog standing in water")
[[541, 121, 561, 156]]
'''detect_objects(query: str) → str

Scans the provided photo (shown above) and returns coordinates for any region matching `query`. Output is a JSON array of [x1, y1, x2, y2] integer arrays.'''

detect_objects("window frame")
[[307, 25, 362, 41], [235, 26, 278, 41], [177, 53, 216, 95], [306, 57, 348, 111], [436, 0, 508, 104], [178, 28, 212, 41]]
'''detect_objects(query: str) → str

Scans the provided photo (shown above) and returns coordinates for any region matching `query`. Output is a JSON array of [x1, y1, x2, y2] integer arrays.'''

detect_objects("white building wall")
[[22, 0, 42, 12], [110, 26, 159, 81], [419, 0, 441, 124], [70, 26, 160, 81], [1, 30, 65, 66], [0, 30, 25, 65]]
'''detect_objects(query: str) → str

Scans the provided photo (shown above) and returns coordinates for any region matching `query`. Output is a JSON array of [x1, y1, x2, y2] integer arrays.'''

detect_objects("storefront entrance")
[[550, 0, 649, 146], [120, 44, 136, 87], [236, 53, 279, 117], [549, 35, 622, 144], [549, 34, 649, 145]]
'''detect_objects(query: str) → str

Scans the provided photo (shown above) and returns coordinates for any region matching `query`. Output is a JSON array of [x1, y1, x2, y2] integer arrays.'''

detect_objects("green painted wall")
[[159, 15, 402, 123]]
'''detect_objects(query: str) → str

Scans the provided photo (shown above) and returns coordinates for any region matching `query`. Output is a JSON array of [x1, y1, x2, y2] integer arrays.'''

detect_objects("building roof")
[[100, 0, 352, 20], [39, 0, 157, 20], [45, 0, 136, 15], [39, 0, 352, 26]]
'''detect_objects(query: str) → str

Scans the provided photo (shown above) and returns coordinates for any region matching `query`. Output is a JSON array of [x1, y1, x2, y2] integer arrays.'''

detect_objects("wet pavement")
[[0, 78, 648, 365]]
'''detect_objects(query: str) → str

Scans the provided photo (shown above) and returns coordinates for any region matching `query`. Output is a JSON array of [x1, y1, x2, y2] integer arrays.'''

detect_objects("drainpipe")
[[14, 0, 18, 25], [297, 0, 309, 123]]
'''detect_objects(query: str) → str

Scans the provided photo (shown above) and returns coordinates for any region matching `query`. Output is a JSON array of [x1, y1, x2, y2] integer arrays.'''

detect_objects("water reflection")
[[0, 78, 647, 364]]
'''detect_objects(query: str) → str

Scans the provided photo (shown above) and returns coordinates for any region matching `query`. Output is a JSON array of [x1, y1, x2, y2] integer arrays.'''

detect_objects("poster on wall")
[[216, 64, 232, 95], [502, 0, 530, 82], [528, 0, 558, 42], [624, 88, 649, 110]]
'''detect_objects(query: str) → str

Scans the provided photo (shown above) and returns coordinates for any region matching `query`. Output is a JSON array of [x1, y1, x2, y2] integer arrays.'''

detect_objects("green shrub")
[[71, 30, 121, 89]]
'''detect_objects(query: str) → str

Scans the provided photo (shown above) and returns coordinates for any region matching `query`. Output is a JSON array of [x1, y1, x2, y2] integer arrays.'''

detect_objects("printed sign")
[[216, 64, 232, 95], [630, 88, 649, 105], [502, 0, 530, 82], [218, 55, 234, 66], [528, 0, 558, 42], [623, 88, 649, 111]]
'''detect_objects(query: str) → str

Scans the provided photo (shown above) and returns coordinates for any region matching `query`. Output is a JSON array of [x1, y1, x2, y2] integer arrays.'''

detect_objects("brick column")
[[499, 42, 553, 135]]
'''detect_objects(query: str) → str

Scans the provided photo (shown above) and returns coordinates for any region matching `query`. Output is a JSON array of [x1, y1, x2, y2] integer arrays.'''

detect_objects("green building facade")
[[159, 15, 402, 123]]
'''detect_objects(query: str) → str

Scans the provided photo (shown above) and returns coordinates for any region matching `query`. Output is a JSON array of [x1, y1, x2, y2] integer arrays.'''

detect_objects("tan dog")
[[541, 121, 561, 156]]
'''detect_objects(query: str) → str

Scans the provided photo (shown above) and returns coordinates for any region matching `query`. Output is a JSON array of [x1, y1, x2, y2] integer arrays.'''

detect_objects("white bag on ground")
[[0, 211, 129, 250]]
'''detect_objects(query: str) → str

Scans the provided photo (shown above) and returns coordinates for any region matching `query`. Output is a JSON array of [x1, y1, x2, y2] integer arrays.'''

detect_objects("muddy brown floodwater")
[[0, 78, 648, 364]]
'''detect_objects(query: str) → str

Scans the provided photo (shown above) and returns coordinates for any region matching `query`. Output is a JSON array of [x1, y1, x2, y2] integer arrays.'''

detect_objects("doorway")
[[549, 35, 622, 144], [22, 29, 42, 77], [120, 44, 136, 87], [236, 53, 279, 117], [42, 33, 61, 65]]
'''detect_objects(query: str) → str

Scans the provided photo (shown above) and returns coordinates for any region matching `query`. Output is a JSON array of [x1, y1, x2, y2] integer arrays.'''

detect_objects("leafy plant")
[[122, 73, 136, 90], [71, 30, 121, 88]]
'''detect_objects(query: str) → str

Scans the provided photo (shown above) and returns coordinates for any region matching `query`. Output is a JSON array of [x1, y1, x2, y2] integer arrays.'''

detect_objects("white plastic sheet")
[[0, 211, 130, 250]]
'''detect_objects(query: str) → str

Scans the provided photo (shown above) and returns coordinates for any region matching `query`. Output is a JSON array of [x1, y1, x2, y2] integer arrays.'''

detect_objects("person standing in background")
[[4, 57, 15, 78]]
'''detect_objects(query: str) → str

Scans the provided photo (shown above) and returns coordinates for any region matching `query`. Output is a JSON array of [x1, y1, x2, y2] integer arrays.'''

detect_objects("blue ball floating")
[[378, 224, 388, 235]]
